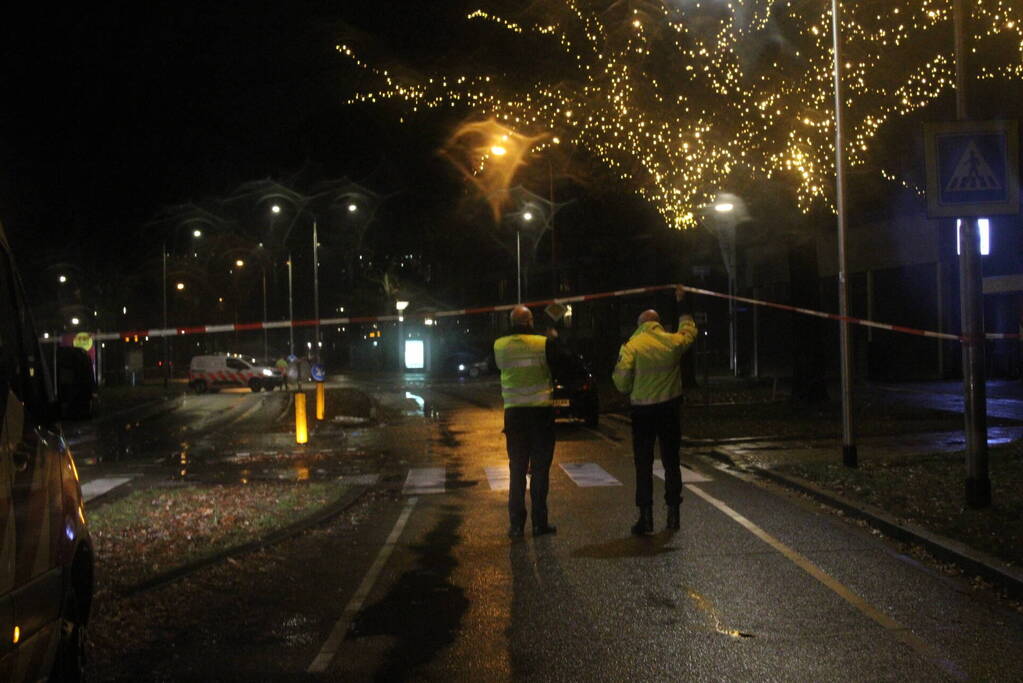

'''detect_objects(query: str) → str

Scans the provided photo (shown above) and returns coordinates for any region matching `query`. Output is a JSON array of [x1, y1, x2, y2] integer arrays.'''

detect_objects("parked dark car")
[[56, 347, 97, 419], [0, 222, 94, 681], [442, 350, 493, 379], [552, 353, 599, 427]]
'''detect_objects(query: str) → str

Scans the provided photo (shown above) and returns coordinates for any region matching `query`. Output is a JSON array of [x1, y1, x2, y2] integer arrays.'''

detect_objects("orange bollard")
[[295, 392, 308, 444], [316, 381, 325, 421]]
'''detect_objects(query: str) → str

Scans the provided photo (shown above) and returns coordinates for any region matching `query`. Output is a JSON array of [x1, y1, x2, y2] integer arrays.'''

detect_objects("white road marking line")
[[687, 485, 967, 681], [402, 467, 446, 495], [484, 466, 510, 491], [308, 497, 418, 673], [653, 463, 713, 483], [559, 462, 622, 487], [81, 476, 136, 502], [483, 467, 531, 492]]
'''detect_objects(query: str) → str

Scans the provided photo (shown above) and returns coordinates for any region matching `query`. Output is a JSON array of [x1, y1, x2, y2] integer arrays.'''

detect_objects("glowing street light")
[[235, 259, 245, 268], [347, 203, 358, 213], [192, 229, 202, 238], [70, 317, 80, 326], [490, 145, 508, 156], [58, 274, 67, 284], [271, 204, 281, 214], [176, 282, 185, 291], [714, 202, 734, 213]]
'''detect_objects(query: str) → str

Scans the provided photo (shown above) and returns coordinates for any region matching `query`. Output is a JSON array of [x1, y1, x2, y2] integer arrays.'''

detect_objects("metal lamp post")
[[396, 300, 409, 370], [831, 0, 857, 468]]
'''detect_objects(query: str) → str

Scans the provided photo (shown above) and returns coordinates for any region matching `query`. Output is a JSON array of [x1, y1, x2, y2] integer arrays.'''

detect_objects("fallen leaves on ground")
[[90, 480, 349, 595]]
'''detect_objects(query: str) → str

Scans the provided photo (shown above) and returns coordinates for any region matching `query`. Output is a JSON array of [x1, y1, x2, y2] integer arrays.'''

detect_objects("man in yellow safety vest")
[[613, 286, 698, 535], [494, 305, 567, 538]]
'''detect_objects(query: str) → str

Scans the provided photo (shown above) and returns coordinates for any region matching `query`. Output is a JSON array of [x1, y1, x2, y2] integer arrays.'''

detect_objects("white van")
[[188, 354, 281, 393]]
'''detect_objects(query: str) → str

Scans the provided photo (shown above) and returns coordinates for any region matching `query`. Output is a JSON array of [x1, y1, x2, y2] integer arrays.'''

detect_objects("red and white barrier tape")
[[53, 283, 1015, 344]]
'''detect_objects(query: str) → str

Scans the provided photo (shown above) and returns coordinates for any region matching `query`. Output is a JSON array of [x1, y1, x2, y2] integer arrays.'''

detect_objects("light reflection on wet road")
[[77, 377, 1023, 681]]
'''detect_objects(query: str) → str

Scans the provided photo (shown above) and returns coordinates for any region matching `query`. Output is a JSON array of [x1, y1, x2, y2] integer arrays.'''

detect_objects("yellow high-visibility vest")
[[494, 333, 553, 408], [613, 316, 698, 406]]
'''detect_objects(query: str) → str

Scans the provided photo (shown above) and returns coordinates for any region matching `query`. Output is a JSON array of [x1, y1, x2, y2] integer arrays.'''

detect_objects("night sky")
[[1, 1, 486, 278]]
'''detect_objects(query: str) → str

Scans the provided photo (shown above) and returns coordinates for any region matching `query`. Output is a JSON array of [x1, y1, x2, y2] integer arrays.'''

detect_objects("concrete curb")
[[121, 483, 369, 597], [708, 447, 1023, 600], [92, 393, 185, 427]]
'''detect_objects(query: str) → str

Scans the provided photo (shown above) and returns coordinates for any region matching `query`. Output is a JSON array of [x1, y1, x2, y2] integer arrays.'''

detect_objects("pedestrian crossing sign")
[[925, 119, 1019, 217]]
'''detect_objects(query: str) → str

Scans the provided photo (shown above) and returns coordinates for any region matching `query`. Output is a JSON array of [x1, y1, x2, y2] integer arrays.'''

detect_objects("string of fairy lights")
[[342, 0, 1023, 229]]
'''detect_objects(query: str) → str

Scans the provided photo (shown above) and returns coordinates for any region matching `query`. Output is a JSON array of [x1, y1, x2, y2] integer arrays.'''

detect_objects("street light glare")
[[395, 300, 410, 312], [71, 317, 80, 326], [523, 211, 534, 221], [176, 282, 185, 291], [193, 229, 202, 238], [490, 145, 507, 156], [714, 202, 735, 213], [235, 259, 245, 267], [271, 205, 281, 214], [58, 275, 67, 283], [347, 203, 358, 213]]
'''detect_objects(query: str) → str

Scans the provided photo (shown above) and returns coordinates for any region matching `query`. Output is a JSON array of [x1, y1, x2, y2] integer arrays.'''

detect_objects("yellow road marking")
[[687, 484, 966, 681]]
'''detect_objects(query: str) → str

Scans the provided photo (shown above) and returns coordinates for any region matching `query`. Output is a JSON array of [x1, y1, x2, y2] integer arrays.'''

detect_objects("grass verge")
[[89, 479, 352, 594], [776, 445, 1023, 568]]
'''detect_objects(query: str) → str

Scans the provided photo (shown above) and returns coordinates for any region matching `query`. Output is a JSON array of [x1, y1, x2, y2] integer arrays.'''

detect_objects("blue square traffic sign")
[[925, 120, 1019, 217]]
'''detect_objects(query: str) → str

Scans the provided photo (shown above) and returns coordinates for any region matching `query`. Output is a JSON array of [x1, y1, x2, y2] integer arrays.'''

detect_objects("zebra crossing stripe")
[[559, 462, 622, 487], [402, 467, 446, 495], [653, 463, 713, 483]]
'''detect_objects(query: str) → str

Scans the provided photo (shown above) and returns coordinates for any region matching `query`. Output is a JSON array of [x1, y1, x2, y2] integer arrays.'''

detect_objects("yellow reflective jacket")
[[613, 315, 698, 406], [494, 333, 553, 408]]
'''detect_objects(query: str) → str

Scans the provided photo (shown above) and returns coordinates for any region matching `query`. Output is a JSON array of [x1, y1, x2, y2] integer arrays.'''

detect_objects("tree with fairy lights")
[[340, 0, 1023, 227]]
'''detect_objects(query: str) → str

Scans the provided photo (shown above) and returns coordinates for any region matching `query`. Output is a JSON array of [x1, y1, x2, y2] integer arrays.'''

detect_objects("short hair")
[[637, 309, 660, 325], [510, 305, 533, 327]]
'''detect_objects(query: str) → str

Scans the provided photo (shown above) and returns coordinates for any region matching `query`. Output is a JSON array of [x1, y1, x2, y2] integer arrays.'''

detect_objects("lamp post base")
[[965, 476, 991, 509]]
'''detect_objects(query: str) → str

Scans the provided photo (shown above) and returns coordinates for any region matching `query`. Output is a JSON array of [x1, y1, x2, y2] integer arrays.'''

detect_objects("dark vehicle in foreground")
[[553, 353, 599, 427], [0, 223, 93, 681]]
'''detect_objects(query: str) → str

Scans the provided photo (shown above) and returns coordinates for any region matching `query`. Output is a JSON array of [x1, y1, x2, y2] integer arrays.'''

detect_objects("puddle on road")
[[167, 442, 384, 484]]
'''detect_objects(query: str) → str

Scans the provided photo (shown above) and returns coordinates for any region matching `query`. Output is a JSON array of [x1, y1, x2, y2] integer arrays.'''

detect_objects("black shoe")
[[508, 525, 525, 539], [666, 505, 680, 531], [532, 524, 557, 537], [631, 506, 654, 535]]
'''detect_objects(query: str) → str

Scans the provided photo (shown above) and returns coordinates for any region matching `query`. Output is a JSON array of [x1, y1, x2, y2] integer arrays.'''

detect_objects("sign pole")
[[953, 0, 991, 508]]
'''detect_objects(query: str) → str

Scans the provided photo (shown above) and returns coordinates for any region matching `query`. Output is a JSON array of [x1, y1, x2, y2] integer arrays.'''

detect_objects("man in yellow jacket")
[[613, 286, 698, 534], [494, 305, 566, 538]]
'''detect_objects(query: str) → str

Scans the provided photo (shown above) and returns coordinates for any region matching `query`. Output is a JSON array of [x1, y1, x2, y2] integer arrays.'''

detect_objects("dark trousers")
[[504, 407, 555, 528], [630, 398, 682, 507]]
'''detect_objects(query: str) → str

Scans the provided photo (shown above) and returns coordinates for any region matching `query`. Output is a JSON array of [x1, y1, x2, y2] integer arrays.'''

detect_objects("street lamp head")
[[490, 145, 507, 156], [523, 211, 534, 222], [271, 205, 281, 214], [347, 203, 358, 213], [70, 317, 80, 326], [714, 202, 734, 213], [192, 229, 202, 238], [235, 259, 245, 268], [176, 282, 185, 291], [58, 274, 67, 284], [395, 300, 410, 312]]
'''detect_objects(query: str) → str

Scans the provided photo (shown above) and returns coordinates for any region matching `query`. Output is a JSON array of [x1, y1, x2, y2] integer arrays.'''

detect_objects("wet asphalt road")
[[78, 379, 1023, 681]]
